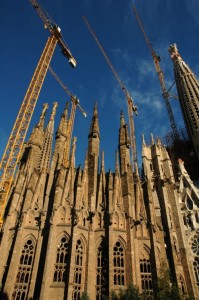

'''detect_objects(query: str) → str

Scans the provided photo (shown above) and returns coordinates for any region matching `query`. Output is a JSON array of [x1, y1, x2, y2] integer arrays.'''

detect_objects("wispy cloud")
[[136, 59, 156, 82], [185, 0, 199, 24]]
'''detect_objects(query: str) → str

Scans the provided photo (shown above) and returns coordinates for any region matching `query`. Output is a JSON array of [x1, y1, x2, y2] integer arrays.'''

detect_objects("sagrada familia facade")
[[0, 42, 199, 299]]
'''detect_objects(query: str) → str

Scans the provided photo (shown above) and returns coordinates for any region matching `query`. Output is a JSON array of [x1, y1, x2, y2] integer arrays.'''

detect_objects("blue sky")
[[0, 0, 199, 171]]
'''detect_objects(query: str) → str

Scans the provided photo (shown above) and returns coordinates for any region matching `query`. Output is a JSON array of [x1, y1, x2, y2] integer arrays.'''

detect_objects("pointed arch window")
[[113, 241, 125, 285], [72, 239, 84, 300], [96, 240, 108, 300], [12, 239, 35, 300], [179, 275, 186, 295], [53, 236, 69, 282], [140, 258, 152, 291]]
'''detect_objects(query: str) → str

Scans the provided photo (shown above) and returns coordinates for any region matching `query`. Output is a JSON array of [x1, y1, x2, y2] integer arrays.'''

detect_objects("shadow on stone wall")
[[0, 292, 9, 299]]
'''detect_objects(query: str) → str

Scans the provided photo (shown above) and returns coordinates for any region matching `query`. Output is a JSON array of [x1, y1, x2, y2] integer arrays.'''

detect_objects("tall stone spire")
[[20, 103, 48, 172], [52, 102, 69, 170], [169, 44, 199, 159], [88, 102, 100, 140], [87, 103, 100, 211], [29, 103, 48, 147], [38, 102, 58, 172], [118, 111, 131, 174]]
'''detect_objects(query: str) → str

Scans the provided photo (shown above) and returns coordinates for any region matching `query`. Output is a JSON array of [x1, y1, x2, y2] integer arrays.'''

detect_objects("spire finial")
[[151, 133, 154, 144], [50, 102, 58, 120], [156, 136, 162, 145], [142, 133, 146, 146], [38, 103, 48, 127], [63, 102, 69, 118], [120, 110, 125, 126], [168, 43, 181, 61], [41, 103, 49, 118]]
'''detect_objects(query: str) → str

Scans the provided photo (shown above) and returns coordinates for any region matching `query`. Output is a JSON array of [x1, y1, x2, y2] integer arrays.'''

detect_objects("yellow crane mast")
[[83, 16, 139, 175], [132, 4, 180, 142], [0, 0, 76, 229], [48, 66, 87, 167]]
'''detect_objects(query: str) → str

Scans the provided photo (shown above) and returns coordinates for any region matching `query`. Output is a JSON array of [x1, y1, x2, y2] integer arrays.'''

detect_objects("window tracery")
[[53, 236, 69, 282], [113, 241, 125, 286], [191, 234, 199, 286], [140, 258, 152, 291], [12, 239, 35, 300], [96, 240, 108, 300], [72, 239, 84, 300], [179, 275, 186, 295]]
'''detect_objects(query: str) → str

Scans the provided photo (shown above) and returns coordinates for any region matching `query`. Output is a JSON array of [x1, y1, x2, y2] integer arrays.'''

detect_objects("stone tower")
[[169, 44, 199, 160], [0, 101, 199, 299]]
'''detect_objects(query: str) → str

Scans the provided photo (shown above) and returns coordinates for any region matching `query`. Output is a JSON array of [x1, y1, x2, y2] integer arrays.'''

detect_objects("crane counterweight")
[[29, 0, 77, 68]]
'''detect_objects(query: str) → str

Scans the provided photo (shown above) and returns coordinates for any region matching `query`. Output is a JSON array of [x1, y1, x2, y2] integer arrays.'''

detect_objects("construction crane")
[[0, 0, 76, 230], [48, 66, 87, 166], [132, 4, 180, 142], [83, 16, 139, 175]]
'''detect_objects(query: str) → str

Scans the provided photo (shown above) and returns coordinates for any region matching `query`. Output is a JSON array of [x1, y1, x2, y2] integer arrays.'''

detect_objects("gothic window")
[[179, 275, 186, 295], [140, 258, 152, 291], [72, 239, 84, 300], [113, 241, 125, 286], [53, 236, 69, 282], [96, 240, 108, 300], [191, 234, 199, 286], [173, 236, 179, 260], [186, 197, 193, 210], [12, 239, 35, 300]]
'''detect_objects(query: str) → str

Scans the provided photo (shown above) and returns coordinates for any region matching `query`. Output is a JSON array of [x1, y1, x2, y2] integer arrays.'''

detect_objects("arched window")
[[53, 236, 69, 282], [113, 241, 125, 286], [12, 239, 35, 300], [96, 240, 108, 300], [191, 234, 199, 286], [179, 275, 186, 295], [72, 239, 84, 300], [140, 258, 152, 292]]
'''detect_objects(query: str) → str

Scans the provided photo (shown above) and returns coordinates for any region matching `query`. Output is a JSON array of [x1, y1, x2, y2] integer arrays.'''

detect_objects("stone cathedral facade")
[[0, 44, 199, 300]]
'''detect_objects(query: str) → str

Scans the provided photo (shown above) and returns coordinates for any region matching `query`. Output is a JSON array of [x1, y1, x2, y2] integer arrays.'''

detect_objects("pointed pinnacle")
[[50, 102, 58, 120], [63, 102, 69, 118], [151, 133, 154, 145], [38, 103, 48, 127], [120, 111, 125, 126], [142, 133, 146, 146]]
